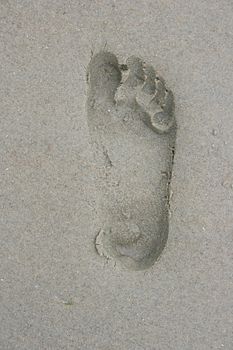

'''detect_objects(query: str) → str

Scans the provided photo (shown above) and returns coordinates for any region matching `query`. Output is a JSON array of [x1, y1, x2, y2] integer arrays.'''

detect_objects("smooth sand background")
[[1, 1, 233, 349]]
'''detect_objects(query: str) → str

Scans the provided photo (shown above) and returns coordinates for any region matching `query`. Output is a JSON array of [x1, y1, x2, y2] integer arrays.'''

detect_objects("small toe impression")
[[142, 65, 156, 95], [154, 78, 166, 105], [163, 90, 175, 115], [87, 51, 122, 106], [143, 76, 175, 134], [149, 111, 174, 134], [149, 88, 175, 133], [124, 56, 145, 88]]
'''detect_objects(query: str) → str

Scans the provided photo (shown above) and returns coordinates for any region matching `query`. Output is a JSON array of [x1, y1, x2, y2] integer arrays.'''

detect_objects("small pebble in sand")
[[212, 129, 217, 136]]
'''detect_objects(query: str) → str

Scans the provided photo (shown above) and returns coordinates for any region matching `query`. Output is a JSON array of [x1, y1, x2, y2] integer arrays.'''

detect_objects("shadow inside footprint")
[[87, 51, 176, 270]]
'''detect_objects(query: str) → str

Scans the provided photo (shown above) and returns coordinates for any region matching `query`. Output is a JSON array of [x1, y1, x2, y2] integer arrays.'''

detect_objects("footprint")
[[87, 51, 176, 270]]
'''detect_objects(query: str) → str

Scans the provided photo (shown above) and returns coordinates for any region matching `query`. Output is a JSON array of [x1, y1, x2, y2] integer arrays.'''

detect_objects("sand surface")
[[1, 1, 233, 349]]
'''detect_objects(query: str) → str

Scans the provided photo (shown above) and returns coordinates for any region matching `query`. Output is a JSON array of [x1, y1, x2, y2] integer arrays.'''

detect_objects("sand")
[[1, 1, 233, 349]]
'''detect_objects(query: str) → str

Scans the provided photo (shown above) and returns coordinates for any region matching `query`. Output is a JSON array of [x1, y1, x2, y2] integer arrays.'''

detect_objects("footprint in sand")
[[86, 51, 176, 270]]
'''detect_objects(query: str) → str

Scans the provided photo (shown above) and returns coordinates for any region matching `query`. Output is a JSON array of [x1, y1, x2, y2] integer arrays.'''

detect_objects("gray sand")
[[1, 1, 233, 349]]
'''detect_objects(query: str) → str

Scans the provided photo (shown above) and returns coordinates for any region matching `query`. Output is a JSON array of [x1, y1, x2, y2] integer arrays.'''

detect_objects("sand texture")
[[0, 1, 233, 349]]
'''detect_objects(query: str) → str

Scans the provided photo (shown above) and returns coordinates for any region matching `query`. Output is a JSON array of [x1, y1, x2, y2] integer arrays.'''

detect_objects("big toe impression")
[[87, 51, 122, 106]]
